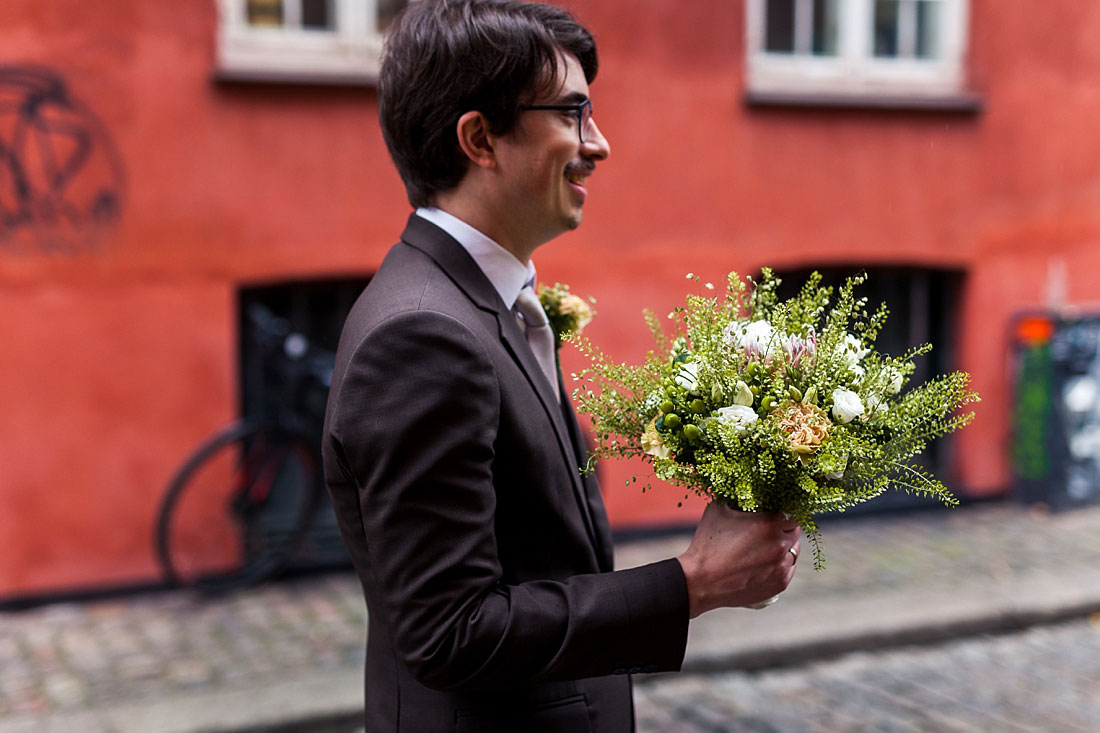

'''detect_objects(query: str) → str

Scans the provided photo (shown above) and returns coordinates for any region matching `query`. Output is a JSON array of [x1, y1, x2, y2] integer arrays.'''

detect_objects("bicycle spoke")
[[155, 424, 320, 592]]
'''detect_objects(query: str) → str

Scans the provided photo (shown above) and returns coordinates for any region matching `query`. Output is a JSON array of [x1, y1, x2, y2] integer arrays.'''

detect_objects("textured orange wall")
[[4, 0, 1100, 596], [0, 0, 408, 596], [546, 0, 1100, 525]]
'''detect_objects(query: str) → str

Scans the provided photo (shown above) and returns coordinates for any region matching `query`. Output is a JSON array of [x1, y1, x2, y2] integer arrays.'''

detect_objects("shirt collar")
[[416, 207, 534, 309]]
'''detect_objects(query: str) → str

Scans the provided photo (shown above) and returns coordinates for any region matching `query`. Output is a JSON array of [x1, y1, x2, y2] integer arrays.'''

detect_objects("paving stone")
[[1, 502, 1099, 730], [637, 617, 1100, 732], [40, 672, 86, 708]]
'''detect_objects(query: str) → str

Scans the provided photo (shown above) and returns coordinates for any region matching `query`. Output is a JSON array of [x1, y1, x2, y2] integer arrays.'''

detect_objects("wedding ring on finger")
[[788, 546, 799, 563]]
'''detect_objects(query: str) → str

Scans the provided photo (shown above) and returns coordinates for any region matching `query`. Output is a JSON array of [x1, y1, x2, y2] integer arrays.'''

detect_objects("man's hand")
[[676, 503, 801, 618]]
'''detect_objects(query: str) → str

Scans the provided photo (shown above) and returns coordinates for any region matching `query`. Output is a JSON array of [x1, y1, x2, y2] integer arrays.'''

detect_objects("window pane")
[[247, 0, 284, 27], [377, 0, 408, 33], [916, 0, 942, 58], [873, 0, 899, 57], [301, 0, 333, 30], [812, 0, 839, 55], [765, 0, 796, 53]]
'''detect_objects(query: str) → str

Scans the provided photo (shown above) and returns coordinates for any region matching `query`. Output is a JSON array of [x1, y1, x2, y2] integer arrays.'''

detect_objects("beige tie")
[[514, 286, 560, 402]]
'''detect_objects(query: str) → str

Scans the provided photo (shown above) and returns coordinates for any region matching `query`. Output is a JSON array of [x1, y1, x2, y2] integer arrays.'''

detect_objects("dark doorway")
[[237, 276, 371, 567], [772, 265, 966, 514]]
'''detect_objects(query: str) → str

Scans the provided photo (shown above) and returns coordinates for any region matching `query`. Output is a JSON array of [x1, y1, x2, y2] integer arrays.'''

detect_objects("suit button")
[[612, 668, 626, 675], [628, 666, 641, 674], [642, 664, 658, 674]]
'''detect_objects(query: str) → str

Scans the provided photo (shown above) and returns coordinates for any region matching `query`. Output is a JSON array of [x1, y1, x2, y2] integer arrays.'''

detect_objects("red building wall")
[[3, 0, 1099, 598]]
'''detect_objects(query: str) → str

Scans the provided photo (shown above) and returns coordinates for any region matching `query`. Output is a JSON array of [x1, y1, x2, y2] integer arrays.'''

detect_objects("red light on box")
[[1016, 315, 1055, 346]]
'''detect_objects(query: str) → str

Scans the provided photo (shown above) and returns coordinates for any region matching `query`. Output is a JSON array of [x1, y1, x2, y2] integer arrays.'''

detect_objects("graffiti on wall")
[[0, 66, 125, 254]]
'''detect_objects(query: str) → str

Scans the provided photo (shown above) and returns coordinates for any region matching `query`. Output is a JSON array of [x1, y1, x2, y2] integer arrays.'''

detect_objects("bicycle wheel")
[[155, 421, 322, 592]]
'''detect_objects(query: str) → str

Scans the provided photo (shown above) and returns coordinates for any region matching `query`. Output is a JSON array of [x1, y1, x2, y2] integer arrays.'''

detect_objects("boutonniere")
[[537, 282, 596, 349]]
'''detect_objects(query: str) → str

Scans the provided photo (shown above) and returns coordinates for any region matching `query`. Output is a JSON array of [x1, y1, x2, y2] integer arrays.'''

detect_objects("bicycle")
[[154, 303, 335, 592]]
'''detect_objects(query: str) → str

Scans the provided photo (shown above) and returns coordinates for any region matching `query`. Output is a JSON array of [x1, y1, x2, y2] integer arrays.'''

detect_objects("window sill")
[[213, 68, 378, 88], [743, 89, 984, 113]]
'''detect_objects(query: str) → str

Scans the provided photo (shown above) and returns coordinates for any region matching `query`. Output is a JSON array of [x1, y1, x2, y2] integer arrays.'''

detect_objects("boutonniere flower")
[[537, 282, 596, 349]]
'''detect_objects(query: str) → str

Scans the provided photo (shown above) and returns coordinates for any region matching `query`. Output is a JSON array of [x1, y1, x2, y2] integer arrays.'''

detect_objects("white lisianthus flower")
[[841, 334, 869, 368], [732, 380, 754, 406], [861, 367, 901, 415], [713, 405, 758, 434], [675, 361, 699, 391], [865, 393, 889, 416], [883, 366, 904, 394], [831, 388, 864, 424]]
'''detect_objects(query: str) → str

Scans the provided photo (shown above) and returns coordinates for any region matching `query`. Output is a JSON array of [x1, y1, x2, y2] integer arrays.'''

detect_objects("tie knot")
[[514, 286, 549, 329]]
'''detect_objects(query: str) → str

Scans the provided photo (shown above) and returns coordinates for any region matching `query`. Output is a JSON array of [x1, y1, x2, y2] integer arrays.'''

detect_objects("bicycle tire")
[[154, 421, 322, 593]]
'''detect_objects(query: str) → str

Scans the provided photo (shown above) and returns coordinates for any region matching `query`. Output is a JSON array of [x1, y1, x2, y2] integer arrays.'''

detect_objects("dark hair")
[[379, 0, 598, 208]]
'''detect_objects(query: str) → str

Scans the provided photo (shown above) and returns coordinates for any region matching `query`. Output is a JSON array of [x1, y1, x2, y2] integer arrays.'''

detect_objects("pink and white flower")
[[728, 320, 817, 366]]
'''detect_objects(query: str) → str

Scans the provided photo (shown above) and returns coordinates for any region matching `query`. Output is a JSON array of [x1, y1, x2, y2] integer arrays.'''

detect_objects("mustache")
[[565, 162, 595, 176]]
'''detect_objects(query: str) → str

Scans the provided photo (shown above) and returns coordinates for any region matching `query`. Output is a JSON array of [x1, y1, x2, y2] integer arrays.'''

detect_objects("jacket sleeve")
[[328, 309, 690, 691]]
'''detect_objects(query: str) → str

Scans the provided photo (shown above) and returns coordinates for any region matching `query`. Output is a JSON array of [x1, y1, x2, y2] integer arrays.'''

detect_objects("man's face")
[[493, 53, 610, 249]]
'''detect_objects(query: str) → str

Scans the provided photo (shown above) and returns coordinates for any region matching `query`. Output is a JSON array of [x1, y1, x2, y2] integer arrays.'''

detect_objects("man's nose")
[[582, 118, 610, 160]]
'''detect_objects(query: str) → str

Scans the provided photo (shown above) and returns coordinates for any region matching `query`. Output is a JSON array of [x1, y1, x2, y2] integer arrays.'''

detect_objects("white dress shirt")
[[415, 207, 535, 310]]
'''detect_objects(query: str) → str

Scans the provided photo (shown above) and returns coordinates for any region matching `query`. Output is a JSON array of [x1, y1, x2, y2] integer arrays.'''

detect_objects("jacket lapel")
[[400, 214, 601, 552]]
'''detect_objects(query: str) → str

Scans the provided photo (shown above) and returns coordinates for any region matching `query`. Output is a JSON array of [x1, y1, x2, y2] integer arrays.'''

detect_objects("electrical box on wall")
[[1012, 313, 1100, 510]]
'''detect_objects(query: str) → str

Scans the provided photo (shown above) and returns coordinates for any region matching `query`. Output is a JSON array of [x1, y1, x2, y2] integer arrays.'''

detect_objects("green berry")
[[664, 413, 682, 429], [683, 424, 701, 441]]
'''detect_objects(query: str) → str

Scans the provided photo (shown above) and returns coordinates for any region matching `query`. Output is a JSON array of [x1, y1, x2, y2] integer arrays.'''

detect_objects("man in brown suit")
[[322, 1, 801, 730]]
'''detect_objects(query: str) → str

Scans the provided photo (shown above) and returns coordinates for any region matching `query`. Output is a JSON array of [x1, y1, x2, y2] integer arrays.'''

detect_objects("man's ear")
[[456, 111, 496, 170]]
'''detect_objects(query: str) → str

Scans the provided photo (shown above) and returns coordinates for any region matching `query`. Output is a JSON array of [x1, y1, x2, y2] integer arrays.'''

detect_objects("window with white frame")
[[746, 0, 972, 105], [217, 0, 408, 84]]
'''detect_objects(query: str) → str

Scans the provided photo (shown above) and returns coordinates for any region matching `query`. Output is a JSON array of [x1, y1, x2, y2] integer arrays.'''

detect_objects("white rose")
[[713, 405, 759, 434], [675, 361, 699, 391], [831, 388, 864, 424], [732, 380, 754, 407]]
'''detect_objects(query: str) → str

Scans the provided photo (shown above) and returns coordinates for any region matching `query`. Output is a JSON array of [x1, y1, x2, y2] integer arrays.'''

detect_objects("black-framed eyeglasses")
[[519, 99, 594, 144]]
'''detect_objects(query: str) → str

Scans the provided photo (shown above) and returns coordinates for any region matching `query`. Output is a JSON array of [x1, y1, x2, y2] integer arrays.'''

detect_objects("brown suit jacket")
[[322, 214, 689, 732]]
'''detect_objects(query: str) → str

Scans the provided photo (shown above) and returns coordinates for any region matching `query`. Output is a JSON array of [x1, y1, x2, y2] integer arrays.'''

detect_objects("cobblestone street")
[[2, 503, 1098, 732], [636, 616, 1100, 732]]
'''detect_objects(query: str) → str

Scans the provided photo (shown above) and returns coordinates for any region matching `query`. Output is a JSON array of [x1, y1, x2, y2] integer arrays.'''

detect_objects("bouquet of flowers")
[[572, 269, 979, 568]]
